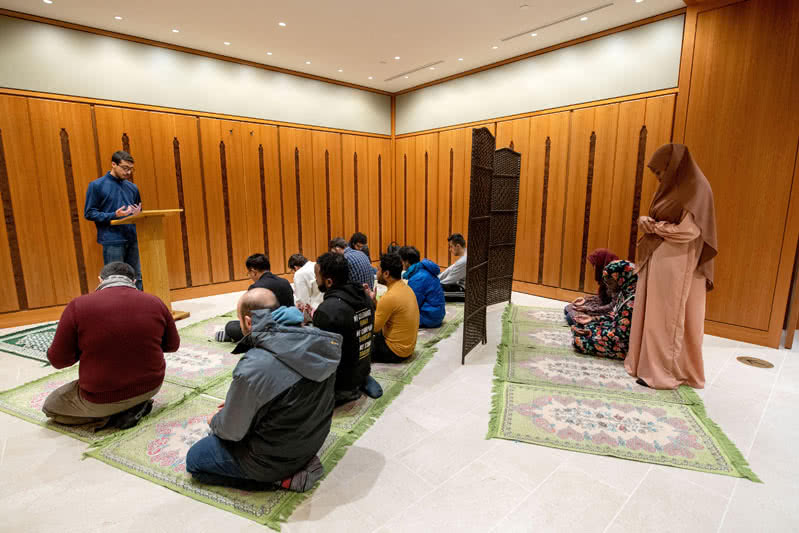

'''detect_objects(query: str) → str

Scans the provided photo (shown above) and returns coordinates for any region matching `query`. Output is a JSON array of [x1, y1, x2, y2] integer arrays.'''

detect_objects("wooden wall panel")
[[368, 137, 392, 259], [640, 95, 676, 218], [0, 156, 17, 311], [561, 104, 619, 292], [415, 133, 439, 261], [437, 128, 469, 267], [221, 121, 252, 280], [393, 137, 415, 246], [198, 118, 232, 283], [534, 112, 571, 287], [341, 134, 368, 243], [311, 131, 340, 259], [0, 96, 59, 307], [49, 101, 104, 290], [174, 115, 211, 285], [255, 125, 285, 274], [279, 127, 315, 264], [684, 0, 799, 330], [147, 112, 188, 289], [496, 118, 532, 282]]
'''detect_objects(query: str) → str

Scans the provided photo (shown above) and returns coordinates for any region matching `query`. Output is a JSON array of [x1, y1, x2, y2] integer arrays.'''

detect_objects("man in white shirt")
[[439, 234, 467, 301], [289, 254, 324, 314]]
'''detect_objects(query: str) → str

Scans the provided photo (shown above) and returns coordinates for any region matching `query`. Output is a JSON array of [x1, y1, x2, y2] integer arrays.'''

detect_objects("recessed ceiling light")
[[267, 51, 273, 55], [404, 76, 409, 79], [635, 0, 644, 2], [114, 16, 123, 20], [42, 0, 53, 4], [531, 32, 538, 37], [368, 76, 373, 80], [172, 29, 179, 33], [279, 22, 286, 27], [338, 69, 343, 72], [458, 58, 464, 61], [223, 41, 230, 45], [429, 67, 435, 70], [492, 45, 498, 49], [580, 16, 588, 21], [394, 56, 401, 60], [305, 61, 311, 64]]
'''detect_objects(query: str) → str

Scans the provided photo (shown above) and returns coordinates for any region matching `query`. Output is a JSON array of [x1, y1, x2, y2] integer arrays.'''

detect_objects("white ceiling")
[[0, 0, 686, 93]]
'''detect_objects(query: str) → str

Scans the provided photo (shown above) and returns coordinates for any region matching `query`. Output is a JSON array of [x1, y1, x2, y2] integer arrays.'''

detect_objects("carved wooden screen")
[[487, 148, 521, 306], [462, 127, 494, 363]]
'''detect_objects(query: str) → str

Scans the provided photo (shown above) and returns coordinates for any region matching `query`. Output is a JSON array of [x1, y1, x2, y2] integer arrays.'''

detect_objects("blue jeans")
[[186, 435, 252, 488], [102, 242, 143, 290]]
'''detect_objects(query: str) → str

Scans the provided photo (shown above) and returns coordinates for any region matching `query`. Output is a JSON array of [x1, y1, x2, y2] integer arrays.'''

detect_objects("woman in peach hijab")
[[625, 143, 718, 390]]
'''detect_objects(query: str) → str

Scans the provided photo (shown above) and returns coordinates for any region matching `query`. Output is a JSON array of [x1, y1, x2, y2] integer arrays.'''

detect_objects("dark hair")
[[398, 245, 421, 265], [380, 253, 403, 279], [329, 237, 348, 250], [111, 150, 134, 165], [317, 252, 349, 286], [447, 233, 466, 247], [245, 253, 270, 272], [361, 245, 371, 259], [288, 253, 307, 270], [349, 232, 368, 248], [386, 241, 400, 254], [100, 261, 136, 281]]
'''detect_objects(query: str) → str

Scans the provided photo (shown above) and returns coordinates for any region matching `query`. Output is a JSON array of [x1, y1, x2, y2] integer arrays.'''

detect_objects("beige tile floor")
[[1, 291, 797, 533]]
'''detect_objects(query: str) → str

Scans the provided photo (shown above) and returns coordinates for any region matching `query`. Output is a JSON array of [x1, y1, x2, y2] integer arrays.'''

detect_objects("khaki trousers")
[[42, 380, 161, 426]]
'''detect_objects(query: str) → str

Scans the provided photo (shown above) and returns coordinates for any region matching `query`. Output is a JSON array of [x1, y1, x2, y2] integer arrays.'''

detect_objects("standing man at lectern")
[[84, 150, 144, 290]]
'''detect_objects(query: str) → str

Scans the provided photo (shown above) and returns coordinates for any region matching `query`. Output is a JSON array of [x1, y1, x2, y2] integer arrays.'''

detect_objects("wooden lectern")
[[111, 209, 190, 320]]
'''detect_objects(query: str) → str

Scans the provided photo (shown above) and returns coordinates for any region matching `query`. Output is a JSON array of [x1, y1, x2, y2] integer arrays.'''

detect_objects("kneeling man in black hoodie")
[[313, 252, 383, 405]]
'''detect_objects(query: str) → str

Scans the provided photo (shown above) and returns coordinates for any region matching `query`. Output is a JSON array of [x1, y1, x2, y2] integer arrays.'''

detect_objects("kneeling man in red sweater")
[[43, 262, 180, 429]]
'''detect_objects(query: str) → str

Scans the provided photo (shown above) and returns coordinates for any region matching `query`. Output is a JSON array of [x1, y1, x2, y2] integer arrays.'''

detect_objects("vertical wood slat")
[[312, 131, 342, 255], [172, 137, 193, 287], [197, 118, 231, 283], [278, 127, 314, 265], [219, 140, 235, 279]]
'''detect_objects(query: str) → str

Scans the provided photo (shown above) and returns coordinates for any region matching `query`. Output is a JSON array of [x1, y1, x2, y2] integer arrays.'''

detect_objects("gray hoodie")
[[210, 309, 342, 481]]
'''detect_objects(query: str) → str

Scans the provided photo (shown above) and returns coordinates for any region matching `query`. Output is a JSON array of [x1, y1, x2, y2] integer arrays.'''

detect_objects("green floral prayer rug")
[[87, 394, 347, 529], [0, 364, 193, 443], [489, 304, 760, 482], [0, 322, 58, 363]]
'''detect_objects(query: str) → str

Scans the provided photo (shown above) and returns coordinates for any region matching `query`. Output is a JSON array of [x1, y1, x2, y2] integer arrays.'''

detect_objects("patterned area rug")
[[489, 304, 759, 482], [87, 394, 347, 528], [0, 365, 193, 443], [0, 323, 58, 363]]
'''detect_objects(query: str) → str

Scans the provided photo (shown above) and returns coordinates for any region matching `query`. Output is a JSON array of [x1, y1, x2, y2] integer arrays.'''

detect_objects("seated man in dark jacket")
[[43, 262, 180, 429], [216, 253, 294, 343], [312, 252, 382, 405], [399, 246, 446, 328], [187, 288, 342, 492]]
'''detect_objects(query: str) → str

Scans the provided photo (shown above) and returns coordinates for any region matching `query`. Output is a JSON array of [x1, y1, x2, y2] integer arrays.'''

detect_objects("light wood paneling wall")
[[679, 0, 799, 332], [0, 91, 388, 317]]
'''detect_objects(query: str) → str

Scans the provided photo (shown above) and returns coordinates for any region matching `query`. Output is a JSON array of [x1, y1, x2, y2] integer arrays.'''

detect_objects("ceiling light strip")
[[384, 60, 445, 82], [501, 2, 615, 42]]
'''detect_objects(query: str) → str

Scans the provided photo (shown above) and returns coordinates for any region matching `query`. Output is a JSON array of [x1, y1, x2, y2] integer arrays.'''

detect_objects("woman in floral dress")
[[571, 260, 638, 359], [564, 248, 619, 326]]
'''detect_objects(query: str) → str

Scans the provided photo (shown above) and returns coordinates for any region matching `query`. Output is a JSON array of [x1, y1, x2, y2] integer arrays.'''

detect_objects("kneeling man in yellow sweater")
[[364, 253, 420, 363]]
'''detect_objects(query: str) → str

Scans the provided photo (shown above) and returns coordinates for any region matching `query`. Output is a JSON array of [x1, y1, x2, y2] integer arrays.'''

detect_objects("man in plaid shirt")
[[329, 237, 374, 289]]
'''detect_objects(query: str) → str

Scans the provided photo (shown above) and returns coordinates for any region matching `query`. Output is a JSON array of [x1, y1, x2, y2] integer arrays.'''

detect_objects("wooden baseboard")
[[512, 279, 779, 349], [512, 280, 589, 302]]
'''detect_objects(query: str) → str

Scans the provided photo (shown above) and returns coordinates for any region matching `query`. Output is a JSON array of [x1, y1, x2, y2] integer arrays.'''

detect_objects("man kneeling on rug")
[[186, 288, 342, 492], [43, 262, 180, 429]]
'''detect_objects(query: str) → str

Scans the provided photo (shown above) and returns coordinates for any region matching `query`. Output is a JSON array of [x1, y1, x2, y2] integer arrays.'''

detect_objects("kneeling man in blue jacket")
[[398, 246, 446, 328]]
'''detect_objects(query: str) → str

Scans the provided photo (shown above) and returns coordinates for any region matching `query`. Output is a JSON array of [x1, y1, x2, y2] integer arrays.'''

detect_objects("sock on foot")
[[362, 375, 383, 399], [214, 330, 232, 343], [280, 455, 324, 492]]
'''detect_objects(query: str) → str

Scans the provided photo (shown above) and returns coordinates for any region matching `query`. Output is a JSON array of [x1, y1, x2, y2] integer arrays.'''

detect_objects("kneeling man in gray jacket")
[[186, 288, 342, 492]]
